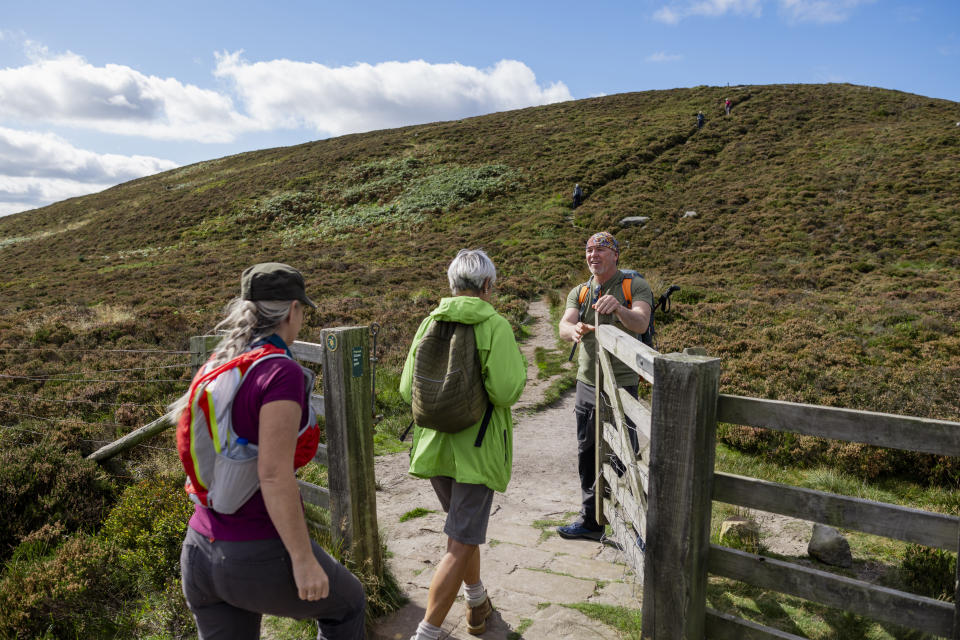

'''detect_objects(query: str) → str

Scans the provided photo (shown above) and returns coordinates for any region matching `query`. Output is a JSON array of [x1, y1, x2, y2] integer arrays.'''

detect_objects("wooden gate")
[[593, 322, 960, 639]]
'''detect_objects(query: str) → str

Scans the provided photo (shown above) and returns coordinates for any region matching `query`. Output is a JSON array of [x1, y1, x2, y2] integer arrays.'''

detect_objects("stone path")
[[371, 299, 642, 640]]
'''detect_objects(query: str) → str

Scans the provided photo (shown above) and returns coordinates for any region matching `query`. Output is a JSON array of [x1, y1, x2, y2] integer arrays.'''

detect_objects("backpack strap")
[[400, 419, 414, 442], [401, 400, 495, 446], [473, 401, 495, 448], [577, 276, 595, 306], [621, 277, 633, 308]]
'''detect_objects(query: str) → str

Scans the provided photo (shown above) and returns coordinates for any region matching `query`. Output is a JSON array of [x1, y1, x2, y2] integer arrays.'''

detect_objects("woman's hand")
[[292, 554, 330, 600]]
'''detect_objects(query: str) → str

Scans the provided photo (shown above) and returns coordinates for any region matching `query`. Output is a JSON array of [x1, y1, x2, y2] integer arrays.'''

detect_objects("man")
[[400, 249, 526, 639], [556, 232, 653, 540], [572, 183, 583, 208]]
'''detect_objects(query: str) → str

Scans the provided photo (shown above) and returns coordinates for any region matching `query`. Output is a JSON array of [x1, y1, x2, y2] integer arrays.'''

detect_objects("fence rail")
[[717, 393, 960, 457], [713, 471, 959, 550], [709, 545, 954, 638], [591, 322, 960, 640]]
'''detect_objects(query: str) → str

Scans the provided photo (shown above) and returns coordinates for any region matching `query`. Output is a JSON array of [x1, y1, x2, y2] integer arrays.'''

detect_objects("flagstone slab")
[[523, 604, 622, 640], [498, 567, 597, 603]]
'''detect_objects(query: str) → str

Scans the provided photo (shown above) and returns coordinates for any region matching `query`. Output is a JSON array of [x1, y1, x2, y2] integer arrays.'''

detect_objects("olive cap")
[[240, 262, 316, 309]]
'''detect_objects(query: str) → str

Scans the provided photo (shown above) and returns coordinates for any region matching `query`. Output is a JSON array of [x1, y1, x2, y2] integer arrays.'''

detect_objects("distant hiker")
[[401, 249, 526, 639], [556, 232, 653, 541], [172, 263, 366, 640], [725, 97, 732, 115], [697, 111, 705, 129], [573, 183, 583, 209]]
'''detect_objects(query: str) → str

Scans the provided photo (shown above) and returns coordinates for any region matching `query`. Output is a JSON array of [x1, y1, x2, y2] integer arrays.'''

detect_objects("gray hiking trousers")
[[180, 528, 366, 639]]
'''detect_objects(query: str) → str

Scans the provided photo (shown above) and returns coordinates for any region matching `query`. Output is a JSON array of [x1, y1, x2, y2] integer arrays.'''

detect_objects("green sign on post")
[[351, 346, 363, 377]]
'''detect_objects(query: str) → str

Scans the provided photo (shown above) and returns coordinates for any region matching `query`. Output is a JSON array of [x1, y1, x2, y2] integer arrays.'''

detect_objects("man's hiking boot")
[[557, 520, 604, 541], [466, 594, 493, 635]]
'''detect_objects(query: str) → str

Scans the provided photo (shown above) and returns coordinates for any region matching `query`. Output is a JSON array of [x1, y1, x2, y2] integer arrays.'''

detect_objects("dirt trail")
[[371, 299, 639, 640]]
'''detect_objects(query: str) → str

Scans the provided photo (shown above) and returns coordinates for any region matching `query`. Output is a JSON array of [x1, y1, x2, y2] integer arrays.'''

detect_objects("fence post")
[[320, 326, 382, 576], [189, 335, 221, 372], [641, 352, 721, 640]]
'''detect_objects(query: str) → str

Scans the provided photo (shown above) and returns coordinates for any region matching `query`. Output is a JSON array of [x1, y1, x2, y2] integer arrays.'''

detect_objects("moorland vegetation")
[[0, 83, 958, 637]]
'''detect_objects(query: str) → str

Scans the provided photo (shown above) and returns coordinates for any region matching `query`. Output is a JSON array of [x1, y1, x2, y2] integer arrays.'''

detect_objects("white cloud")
[[0, 42, 573, 215], [0, 50, 255, 142], [0, 126, 177, 216], [213, 52, 572, 137], [0, 176, 115, 217], [779, 0, 874, 24], [0, 45, 573, 143], [646, 52, 685, 63], [653, 0, 871, 24], [655, 0, 763, 24]]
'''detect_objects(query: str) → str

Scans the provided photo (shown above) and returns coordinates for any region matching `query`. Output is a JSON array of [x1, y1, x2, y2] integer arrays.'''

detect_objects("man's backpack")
[[408, 320, 493, 447], [576, 272, 680, 349]]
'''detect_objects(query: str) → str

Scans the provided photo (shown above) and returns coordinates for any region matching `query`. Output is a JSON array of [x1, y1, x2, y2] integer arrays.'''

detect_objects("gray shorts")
[[430, 476, 494, 546]]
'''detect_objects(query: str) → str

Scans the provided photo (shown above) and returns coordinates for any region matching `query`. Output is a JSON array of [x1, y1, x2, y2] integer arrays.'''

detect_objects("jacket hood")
[[429, 296, 497, 325]]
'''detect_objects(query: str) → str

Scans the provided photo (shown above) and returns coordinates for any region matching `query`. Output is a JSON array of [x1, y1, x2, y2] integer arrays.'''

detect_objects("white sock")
[[464, 580, 486, 606], [414, 620, 441, 640]]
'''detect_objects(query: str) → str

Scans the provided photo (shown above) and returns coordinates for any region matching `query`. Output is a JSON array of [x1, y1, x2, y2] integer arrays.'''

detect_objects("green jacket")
[[400, 296, 526, 493]]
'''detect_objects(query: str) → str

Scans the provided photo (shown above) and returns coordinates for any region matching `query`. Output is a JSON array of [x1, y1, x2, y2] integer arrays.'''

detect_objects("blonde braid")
[[166, 298, 292, 420]]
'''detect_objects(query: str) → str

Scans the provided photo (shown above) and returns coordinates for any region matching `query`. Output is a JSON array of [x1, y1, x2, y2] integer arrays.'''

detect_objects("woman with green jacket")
[[400, 249, 526, 640]]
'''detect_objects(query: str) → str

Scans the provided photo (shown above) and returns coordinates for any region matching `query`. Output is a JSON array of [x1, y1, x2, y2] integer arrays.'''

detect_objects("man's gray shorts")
[[430, 476, 494, 546]]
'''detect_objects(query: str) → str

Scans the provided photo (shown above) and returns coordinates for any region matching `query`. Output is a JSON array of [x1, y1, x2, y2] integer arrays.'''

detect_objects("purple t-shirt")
[[188, 356, 308, 541]]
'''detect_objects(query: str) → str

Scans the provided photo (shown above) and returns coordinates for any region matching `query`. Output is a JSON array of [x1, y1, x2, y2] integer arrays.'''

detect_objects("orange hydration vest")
[[176, 344, 320, 513]]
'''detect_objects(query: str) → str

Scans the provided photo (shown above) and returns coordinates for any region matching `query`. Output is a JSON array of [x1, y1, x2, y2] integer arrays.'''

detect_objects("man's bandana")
[[586, 232, 619, 254]]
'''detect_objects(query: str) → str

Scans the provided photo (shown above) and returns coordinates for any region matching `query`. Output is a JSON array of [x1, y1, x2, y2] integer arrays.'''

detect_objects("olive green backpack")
[[404, 320, 493, 447]]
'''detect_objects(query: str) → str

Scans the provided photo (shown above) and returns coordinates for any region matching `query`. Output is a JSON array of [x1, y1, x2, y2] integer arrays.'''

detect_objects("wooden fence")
[[593, 322, 960, 639], [88, 326, 381, 575]]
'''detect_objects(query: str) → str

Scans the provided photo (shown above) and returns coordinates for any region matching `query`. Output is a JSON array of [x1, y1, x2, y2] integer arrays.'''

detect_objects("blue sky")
[[0, 0, 957, 216]]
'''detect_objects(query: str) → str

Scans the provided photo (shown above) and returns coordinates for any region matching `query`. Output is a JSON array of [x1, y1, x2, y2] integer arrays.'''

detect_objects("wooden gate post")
[[189, 335, 222, 372], [321, 326, 382, 576], [641, 352, 721, 640]]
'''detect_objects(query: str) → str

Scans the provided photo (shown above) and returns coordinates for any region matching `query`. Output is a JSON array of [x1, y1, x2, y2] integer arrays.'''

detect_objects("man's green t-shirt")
[[565, 270, 654, 387]]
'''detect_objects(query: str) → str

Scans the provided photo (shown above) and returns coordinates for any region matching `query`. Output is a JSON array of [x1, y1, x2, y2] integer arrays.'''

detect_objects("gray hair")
[[166, 297, 293, 419], [447, 249, 497, 295]]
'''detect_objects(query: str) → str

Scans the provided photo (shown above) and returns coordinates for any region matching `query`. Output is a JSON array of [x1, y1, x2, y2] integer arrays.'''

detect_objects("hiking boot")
[[466, 594, 493, 635], [557, 520, 604, 541]]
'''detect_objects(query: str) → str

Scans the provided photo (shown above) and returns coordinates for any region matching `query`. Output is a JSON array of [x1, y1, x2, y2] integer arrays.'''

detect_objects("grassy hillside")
[[3, 83, 958, 432], [0, 83, 958, 635]]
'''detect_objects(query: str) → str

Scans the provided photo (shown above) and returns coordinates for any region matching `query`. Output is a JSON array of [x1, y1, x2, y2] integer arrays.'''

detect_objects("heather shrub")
[[0, 534, 134, 639], [899, 544, 956, 601], [101, 473, 193, 591], [0, 441, 115, 562], [10, 522, 66, 564]]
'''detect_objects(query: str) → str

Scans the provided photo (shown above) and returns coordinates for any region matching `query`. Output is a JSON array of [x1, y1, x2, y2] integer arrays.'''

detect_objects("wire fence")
[[0, 350, 188, 461], [0, 347, 190, 354], [0, 392, 166, 408], [0, 408, 170, 432]]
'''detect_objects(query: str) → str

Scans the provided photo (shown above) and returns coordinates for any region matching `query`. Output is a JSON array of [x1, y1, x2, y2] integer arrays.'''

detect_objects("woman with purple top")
[[171, 263, 366, 640]]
